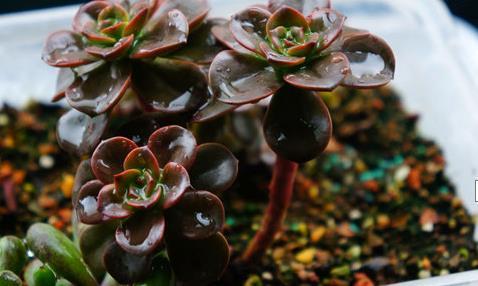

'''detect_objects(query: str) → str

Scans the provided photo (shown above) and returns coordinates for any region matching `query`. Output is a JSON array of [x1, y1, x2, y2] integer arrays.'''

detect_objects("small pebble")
[[295, 248, 317, 264], [418, 270, 431, 279], [39, 155, 55, 169]]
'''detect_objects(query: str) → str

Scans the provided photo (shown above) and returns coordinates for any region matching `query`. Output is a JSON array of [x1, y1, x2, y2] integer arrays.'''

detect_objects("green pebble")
[[331, 265, 351, 277]]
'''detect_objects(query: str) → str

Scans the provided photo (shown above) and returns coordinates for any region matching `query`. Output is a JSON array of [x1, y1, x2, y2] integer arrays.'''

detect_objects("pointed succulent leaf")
[[162, 162, 190, 209], [153, 0, 209, 30], [0, 270, 22, 286], [263, 84, 332, 162], [268, 0, 331, 15], [97, 183, 132, 218], [76, 180, 105, 224], [115, 211, 165, 255], [131, 58, 208, 113], [91, 136, 138, 183], [26, 223, 97, 286], [192, 95, 238, 123], [148, 125, 197, 169], [66, 61, 131, 116], [24, 259, 57, 286], [171, 18, 227, 64], [103, 242, 153, 284], [166, 232, 229, 285], [340, 33, 395, 88], [0, 236, 27, 275], [53, 68, 76, 102], [166, 190, 225, 240], [131, 9, 188, 59], [209, 50, 282, 105], [42, 31, 96, 67], [124, 147, 161, 178], [259, 42, 306, 67], [123, 7, 148, 36], [189, 144, 238, 194], [284, 52, 349, 90], [230, 7, 271, 54], [309, 8, 345, 51], [85, 35, 134, 60], [56, 109, 109, 157]]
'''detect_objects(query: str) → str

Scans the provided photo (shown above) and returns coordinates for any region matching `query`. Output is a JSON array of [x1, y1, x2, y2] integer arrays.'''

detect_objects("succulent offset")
[[202, 0, 395, 162], [75, 125, 238, 284]]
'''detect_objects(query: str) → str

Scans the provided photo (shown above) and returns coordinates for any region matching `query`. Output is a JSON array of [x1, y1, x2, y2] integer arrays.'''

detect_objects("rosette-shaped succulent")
[[75, 125, 238, 284], [204, 0, 395, 162]]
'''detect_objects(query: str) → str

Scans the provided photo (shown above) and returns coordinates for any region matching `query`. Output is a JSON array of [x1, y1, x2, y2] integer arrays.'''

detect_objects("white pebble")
[[439, 269, 449, 276], [262, 272, 273, 280], [418, 270, 431, 279], [39, 155, 55, 169], [394, 165, 410, 182], [422, 222, 434, 232], [349, 209, 362, 220]]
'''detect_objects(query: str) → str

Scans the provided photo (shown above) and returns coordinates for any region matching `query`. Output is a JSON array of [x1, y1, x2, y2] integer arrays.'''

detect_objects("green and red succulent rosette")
[[196, 0, 395, 163], [74, 125, 238, 284]]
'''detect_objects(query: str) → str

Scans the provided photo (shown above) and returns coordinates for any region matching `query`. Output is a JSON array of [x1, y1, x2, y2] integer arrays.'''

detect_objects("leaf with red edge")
[[115, 211, 165, 255], [76, 180, 105, 224], [263, 84, 332, 163], [166, 232, 229, 285], [123, 147, 161, 178], [284, 52, 349, 90], [171, 18, 227, 65], [153, 0, 209, 30], [259, 42, 305, 68], [230, 7, 271, 54], [97, 3, 129, 22], [72, 159, 95, 206], [161, 162, 190, 209], [42, 31, 96, 67], [125, 181, 161, 209], [53, 68, 76, 102], [66, 61, 131, 116], [103, 242, 153, 284], [268, 0, 331, 15], [166, 191, 224, 240], [191, 95, 237, 123], [56, 109, 108, 157], [85, 35, 134, 60], [148, 125, 197, 169], [91, 136, 138, 183], [73, 1, 109, 33], [209, 50, 282, 105], [131, 9, 188, 59], [189, 144, 238, 194], [266, 6, 309, 44], [339, 33, 395, 88], [211, 20, 253, 54], [123, 7, 148, 36], [131, 58, 208, 114], [309, 8, 345, 51], [287, 40, 316, 57], [98, 183, 132, 219]]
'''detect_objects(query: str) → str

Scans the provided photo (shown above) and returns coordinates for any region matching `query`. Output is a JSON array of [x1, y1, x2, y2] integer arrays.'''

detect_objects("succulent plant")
[[75, 125, 237, 284], [205, 0, 395, 163]]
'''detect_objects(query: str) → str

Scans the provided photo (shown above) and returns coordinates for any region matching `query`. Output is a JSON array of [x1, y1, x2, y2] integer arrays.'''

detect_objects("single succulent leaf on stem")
[[26, 223, 97, 286], [24, 259, 57, 286], [0, 270, 22, 286], [242, 156, 298, 262], [0, 236, 27, 274]]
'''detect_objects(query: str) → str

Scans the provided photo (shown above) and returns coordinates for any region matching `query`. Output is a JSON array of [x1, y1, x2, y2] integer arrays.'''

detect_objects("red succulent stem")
[[242, 156, 298, 262], [2, 179, 17, 213]]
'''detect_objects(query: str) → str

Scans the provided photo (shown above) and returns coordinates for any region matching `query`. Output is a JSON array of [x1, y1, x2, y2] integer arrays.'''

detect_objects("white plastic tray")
[[1, 1, 478, 285]]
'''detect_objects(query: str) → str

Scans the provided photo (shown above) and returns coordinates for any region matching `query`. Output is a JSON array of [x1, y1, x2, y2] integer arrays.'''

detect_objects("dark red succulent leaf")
[[230, 6, 271, 54], [166, 190, 224, 240], [259, 42, 306, 68], [116, 116, 163, 146], [266, 6, 310, 52], [97, 183, 132, 219], [77, 180, 105, 224], [286, 40, 316, 57], [211, 20, 253, 54], [283, 52, 350, 90], [166, 232, 229, 285], [161, 162, 190, 209], [73, 1, 110, 34], [339, 33, 395, 88], [42, 30, 96, 68], [171, 18, 227, 64], [56, 109, 109, 157], [123, 7, 149, 36], [152, 0, 209, 30], [191, 95, 238, 123], [72, 160, 95, 206], [130, 9, 189, 59], [85, 35, 134, 60], [91, 136, 138, 183], [66, 61, 132, 116], [263, 84, 332, 163], [115, 210, 165, 255], [147, 125, 197, 169], [53, 68, 76, 102], [123, 147, 161, 179], [209, 50, 282, 105], [103, 241, 153, 284], [308, 8, 345, 51], [189, 144, 238, 194], [131, 58, 208, 114], [268, 0, 331, 14]]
